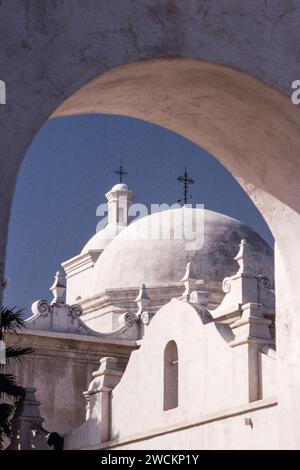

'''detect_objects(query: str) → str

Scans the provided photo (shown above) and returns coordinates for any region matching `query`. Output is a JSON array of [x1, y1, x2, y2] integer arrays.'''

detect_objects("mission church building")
[[7, 169, 277, 450]]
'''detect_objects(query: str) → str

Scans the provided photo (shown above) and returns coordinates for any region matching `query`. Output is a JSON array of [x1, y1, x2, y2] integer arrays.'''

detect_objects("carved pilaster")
[[83, 357, 123, 443], [230, 303, 273, 348], [211, 239, 275, 322], [229, 303, 274, 403]]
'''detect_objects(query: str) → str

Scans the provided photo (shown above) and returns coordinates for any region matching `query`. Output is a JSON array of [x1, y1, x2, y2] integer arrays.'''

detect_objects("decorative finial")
[[181, 262, 198, 299], [177, 164, 194, 205], [115, 159, 128, 183], [135, 284, 150, 313], [234, 239, 257, 275], [50, 271, 66, 305]]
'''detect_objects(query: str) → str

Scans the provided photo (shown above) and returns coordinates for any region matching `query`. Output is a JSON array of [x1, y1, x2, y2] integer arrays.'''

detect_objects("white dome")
[[110, 183, 129, 191], [88, 207, 273, 296], [81, 183, 134, 254], [81, 223, 125, 253]]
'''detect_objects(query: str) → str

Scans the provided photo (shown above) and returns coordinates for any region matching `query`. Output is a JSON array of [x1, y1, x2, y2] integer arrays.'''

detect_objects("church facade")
[[7, 181, 277, 450]]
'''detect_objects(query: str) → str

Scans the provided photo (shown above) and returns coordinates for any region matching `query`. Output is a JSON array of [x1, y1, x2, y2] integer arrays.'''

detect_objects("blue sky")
[[4, 114, 273, 314]]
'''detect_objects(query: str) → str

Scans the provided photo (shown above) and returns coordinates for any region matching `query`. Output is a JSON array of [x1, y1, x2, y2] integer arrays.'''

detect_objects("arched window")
[[163, 340, 178, 410]]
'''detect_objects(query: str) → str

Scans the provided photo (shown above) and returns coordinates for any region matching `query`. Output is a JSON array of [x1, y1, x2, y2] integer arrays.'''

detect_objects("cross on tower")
[[177, 165, 194, 205], [115, 159, 128, 183]]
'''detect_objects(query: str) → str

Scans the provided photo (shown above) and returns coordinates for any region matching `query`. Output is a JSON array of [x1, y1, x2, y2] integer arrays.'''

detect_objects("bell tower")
[[106, 161, 134, 226], [105, 183, 134, 226]]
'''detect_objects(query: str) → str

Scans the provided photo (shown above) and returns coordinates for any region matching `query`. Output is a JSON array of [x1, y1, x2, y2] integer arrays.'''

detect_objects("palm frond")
[[0, 374, 25, 400], [0, 306, 32, 449], [4, 346, 33, 363], [0, 307, 26, 334], [0, 402, 14, 449], [0, 346, 33, 370]]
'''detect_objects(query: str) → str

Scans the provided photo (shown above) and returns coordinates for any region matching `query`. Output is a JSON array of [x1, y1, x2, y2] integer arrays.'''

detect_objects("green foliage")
[[0, 307, 33, 449], [0, 307, 27, 335]]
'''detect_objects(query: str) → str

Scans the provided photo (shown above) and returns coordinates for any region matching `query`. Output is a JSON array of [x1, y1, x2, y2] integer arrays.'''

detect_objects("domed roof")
[[81, 223, 125, 253], [81, 182, 134, 254], [110, 183, 129, 191], [88, 207, 273, 296]]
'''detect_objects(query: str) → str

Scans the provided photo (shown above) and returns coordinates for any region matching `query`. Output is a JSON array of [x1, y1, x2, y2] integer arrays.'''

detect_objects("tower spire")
[[177, 164, 194, 205], [115, 159, 128, 183]]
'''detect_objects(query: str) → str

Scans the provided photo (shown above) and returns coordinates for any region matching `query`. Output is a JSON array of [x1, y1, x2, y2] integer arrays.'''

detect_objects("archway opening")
[[48, 58, 300, 359], [6, 57, 300, 318], [5, 57, 300, 357], [4, 113, 272, 312]]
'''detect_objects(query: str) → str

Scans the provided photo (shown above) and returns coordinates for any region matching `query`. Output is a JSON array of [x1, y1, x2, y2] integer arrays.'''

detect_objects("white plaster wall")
[[62, 250, 103, 305], [112, 404, 278, 450], [111, 299, 276, 442], [6, 331, 134, 434], [274, 243, 300, 449], [261, 350, 277, 399], [65, 264, 94, 305]]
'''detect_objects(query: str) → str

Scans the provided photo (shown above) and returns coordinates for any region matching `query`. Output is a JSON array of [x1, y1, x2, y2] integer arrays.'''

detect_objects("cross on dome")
[[177, 164, 194, 205], [115, 159, 128, 183]]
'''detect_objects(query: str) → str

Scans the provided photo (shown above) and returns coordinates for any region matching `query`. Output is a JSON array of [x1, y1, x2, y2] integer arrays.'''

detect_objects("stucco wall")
[[111, 402, 278, 450], [6, 330, 135, 434], [110, 299, 277, 443]]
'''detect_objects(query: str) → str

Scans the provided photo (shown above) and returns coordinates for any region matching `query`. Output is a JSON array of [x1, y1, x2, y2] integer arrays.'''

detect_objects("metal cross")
[[177, 165, 194, 205], [115, 159, 128, 183]]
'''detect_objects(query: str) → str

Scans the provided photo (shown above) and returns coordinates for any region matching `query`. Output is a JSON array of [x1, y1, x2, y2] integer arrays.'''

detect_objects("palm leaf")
[[0, 346, 33, 370], [0, 306, 33, 449], [0, 403, 14, 449], [4, 346, 33, 365], [0, 307, 26, 334], [0, 374, 24, 400]]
